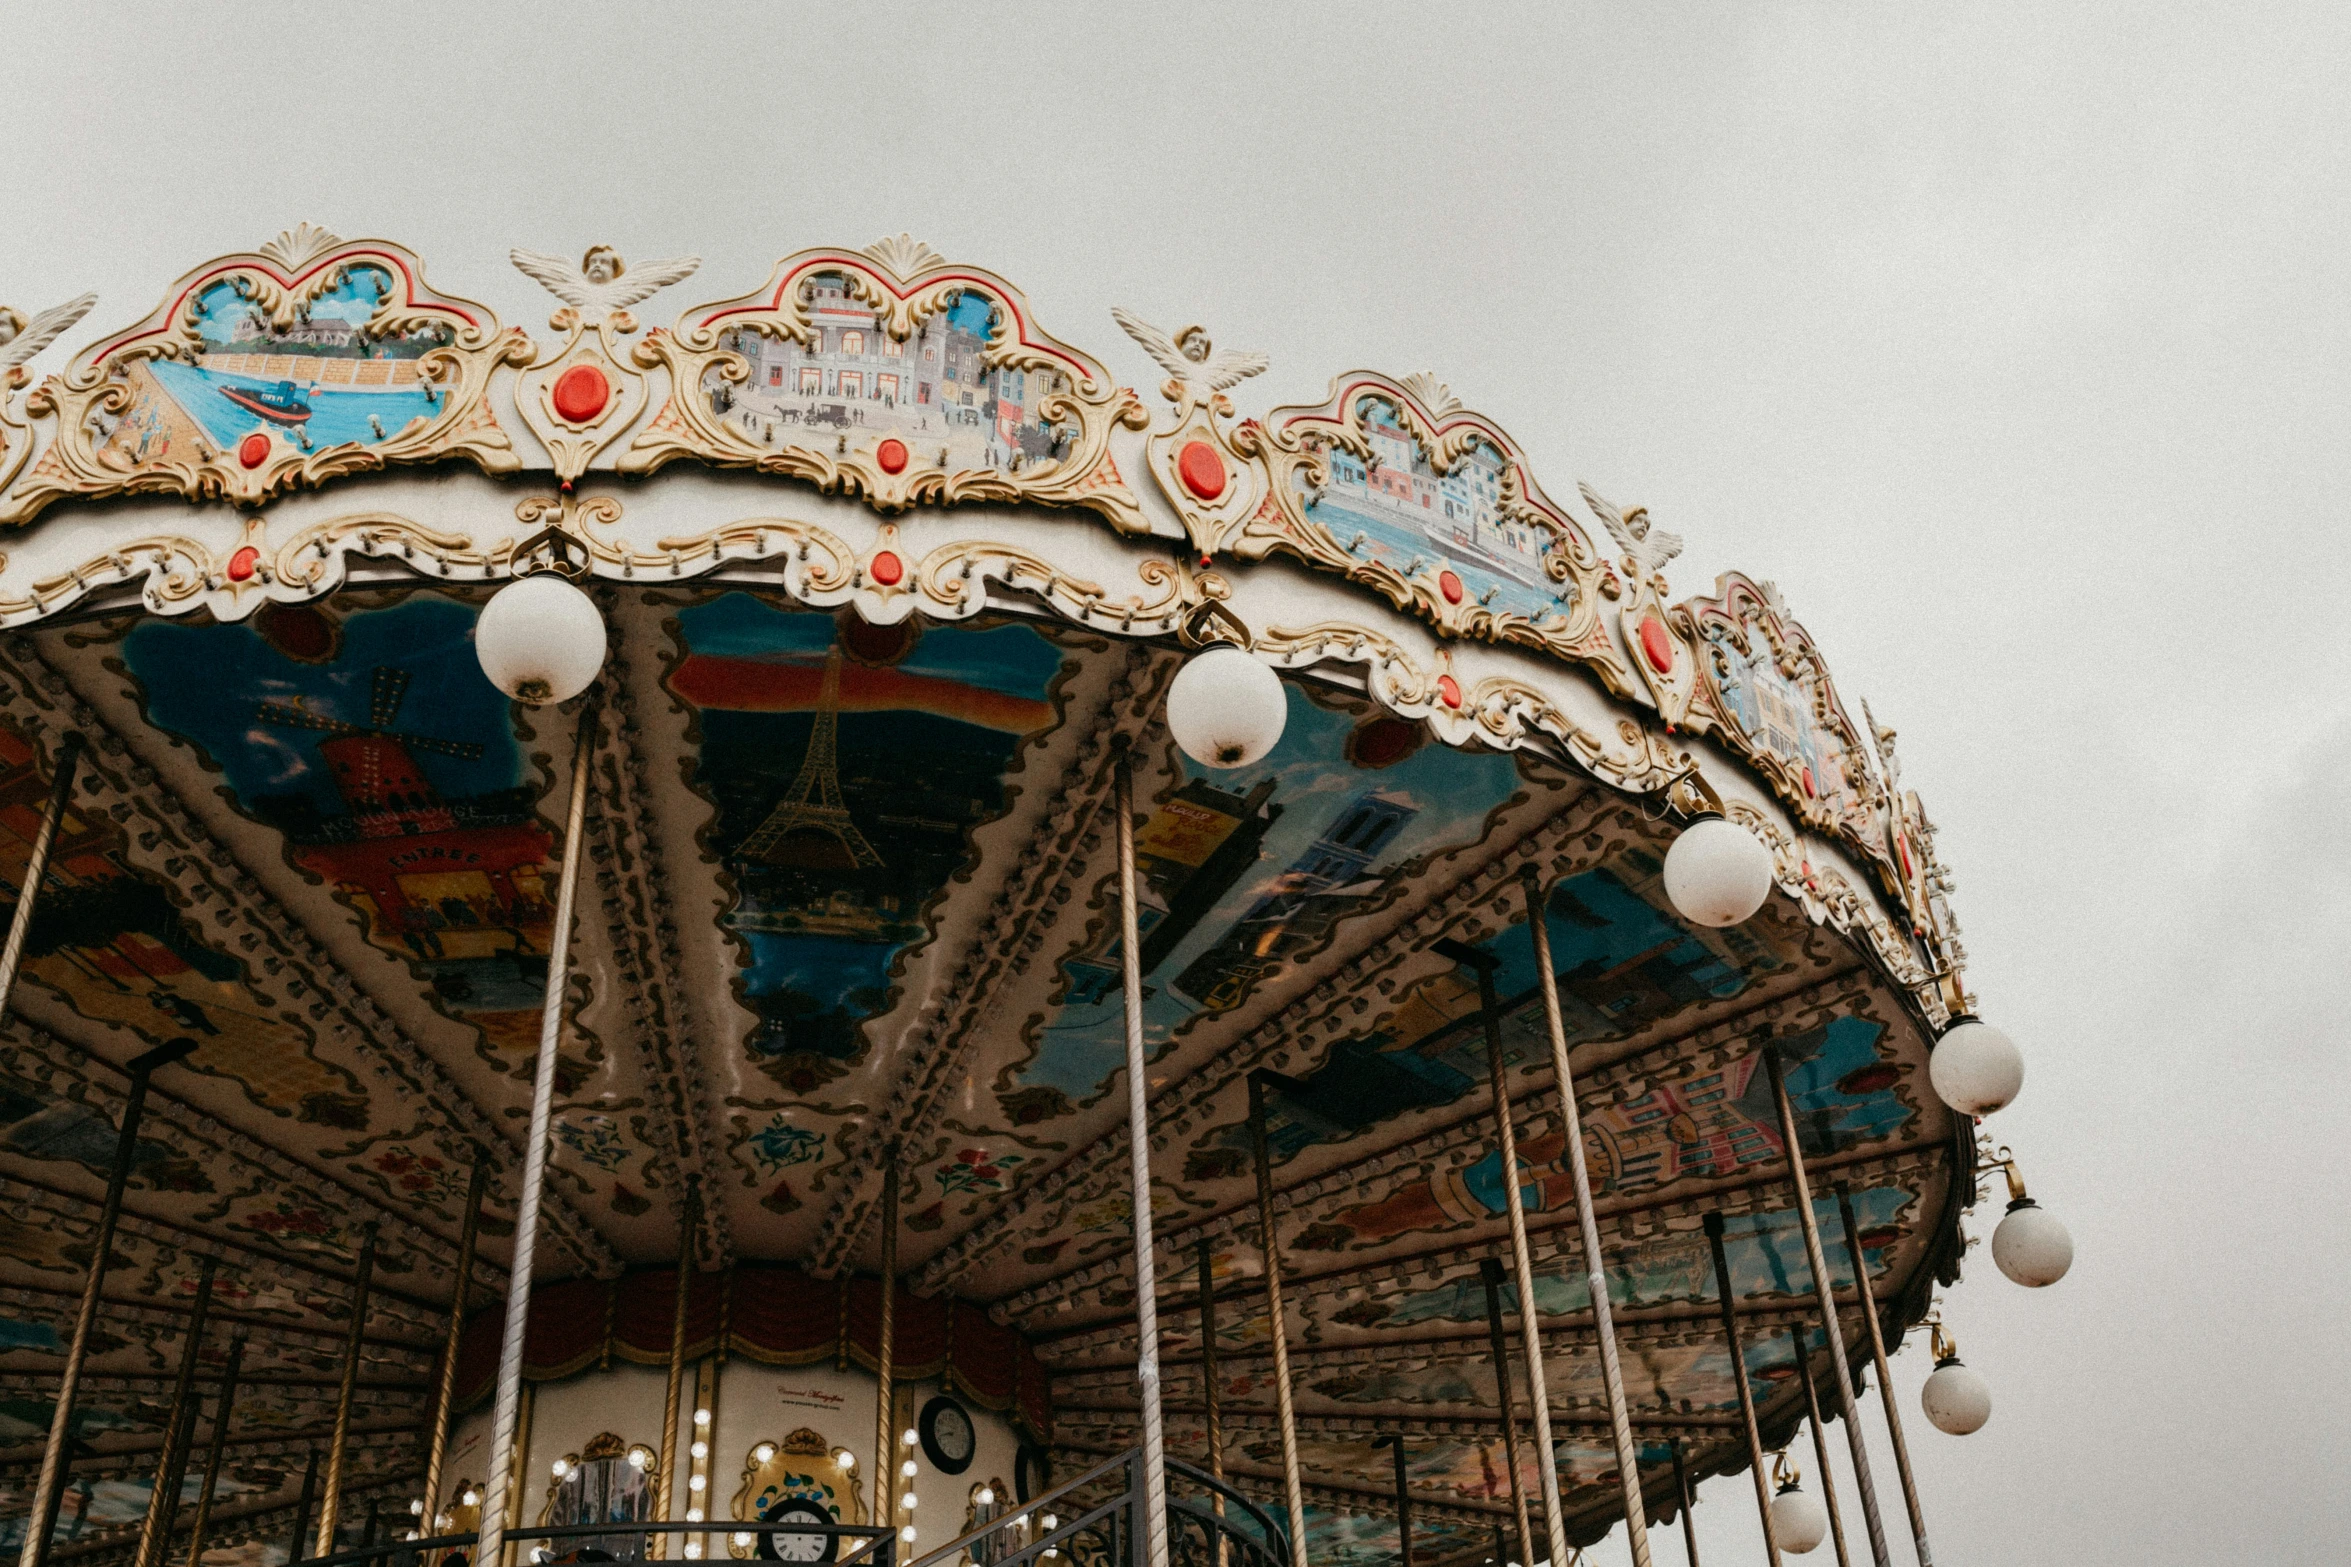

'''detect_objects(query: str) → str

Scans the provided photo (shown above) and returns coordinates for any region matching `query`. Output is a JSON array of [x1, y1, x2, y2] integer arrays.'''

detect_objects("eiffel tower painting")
[[739, 645, 883, 870]]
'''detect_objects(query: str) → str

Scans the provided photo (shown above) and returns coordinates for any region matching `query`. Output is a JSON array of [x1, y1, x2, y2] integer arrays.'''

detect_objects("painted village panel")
[[92, 266, 455, 468], [1298, 392, 1566, 625], [707, 278, 1079, 474]]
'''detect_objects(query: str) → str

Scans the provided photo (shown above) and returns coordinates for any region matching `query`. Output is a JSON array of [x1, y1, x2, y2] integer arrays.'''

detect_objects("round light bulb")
[[1165, 644, 1287, 768], [733, 1534, 754, 1549], [628, 1449, 648, 1469], [902, 1494, 918, 1511], [903, 1428, 919, 1447], [688, 1474, 706, 1493], [976, 1489, 994, 1506], [1662, 814, 1775, 928], [683, 1544, 703, 1560], [410, 1500, 425, 1516], [900, 1527, 917, 1544], [1929, 1018, 2024, 1115], [475, 573, 607, 706], [1771, 1482, 1828, 1554], [691, 1440, 709, 1460], [901, 1459, 918, 1478], [1921, 1355, 1992, 1435], [695, 1408, 712, 1426], [551, 1460, 569, 1479], [835, 1451, 855, 1471], [461, 1490, 480, 1508], [753, 1444, 776, 1465], [686, 1509, 703, 1524], [1041, 1516, 1057, 1533], [1991, 1198, 2074, 1287]]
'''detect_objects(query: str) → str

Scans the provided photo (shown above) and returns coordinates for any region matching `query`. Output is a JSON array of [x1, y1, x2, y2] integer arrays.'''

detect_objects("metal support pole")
[[1789, 1332, 1852, 1567], [873, 1158, 898, 1531], [1836, 1188, 1931, 1566], [1517, 866, 1659, 1564], [0, 733, 83, 1015], [655, 1182, 699, 1557], [424, 1157, 487, 1527], [1475, 1260, 1534, 1567], [1669, 1439, 1699, 1567], [1703, 1213, 1780, 1567], [21, 1032, 193, 1567], [475, 700, 597, 1567], [137, 1257, 215, 1567], [316, 1225, 378, 1555], [182, 1330, 246, 1567], [1196, 1240, 1223, 1483], [1431, 935, 1568, 1567], [1381, 1436, 1411, 1567], [286, 1450, 319, 1567], [1111, 751, 1170, 1567], [1762, 1049, 1890, 1567], [1246, 1076, 1308, 1567]]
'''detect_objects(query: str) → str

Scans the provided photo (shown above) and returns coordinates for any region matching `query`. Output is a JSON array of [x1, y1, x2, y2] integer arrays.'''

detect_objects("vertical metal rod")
[[475, 700, 597, 1567], [1476, 1260, 1534, 1567], [1836, 1188, 1931, 1566], [1196, 1241, 1223, 1484], [183, 1330, 246, 1567], [1110, 752, 1169, 1567], [0, 733, 84, 1015], [1762, 1049, 1890, 1567], [505, 1382, 535, 1545], [424, 1158, 488, 1527], [1703, 1213, 1780, 1567], [873, 1157, 899, 1533], [21, 1074, 194, 1564], [136, 1257, 216, 1567], [1516, 869, 1655, 1565], [1384, 1437, 1411, 1567], [1245, 1077, 1307, 1567], [316, 1226, 379, 1555], [655, 1182, 700, 1557], [286, 1450, 320, 1567], [1669, 1439, 1699, 1567], [1448, 941, 1566, 1567], [1790, 1335, 1852, 1567]]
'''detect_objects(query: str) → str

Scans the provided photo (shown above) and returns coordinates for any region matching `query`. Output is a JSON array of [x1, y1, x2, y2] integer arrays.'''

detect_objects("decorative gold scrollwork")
[[0, 228, 528, 525], [622, 237, 1150, 531]]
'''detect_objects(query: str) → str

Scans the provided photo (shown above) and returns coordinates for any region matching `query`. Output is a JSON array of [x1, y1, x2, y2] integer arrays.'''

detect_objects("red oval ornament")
[[876, 437, 909, 474], [870, 550, 904, 587], [237, 432, 271, 470], [1898, 832, 1915, 879], [226, 546, 259, 582], [1177, 440, 1226, 500], [1438, 569, 1465, 605], [1801, 766, 1817, 798], [1437, 674, 1462, 709], [1637, 615, 1674, 674], [551, 363, 611, 424]]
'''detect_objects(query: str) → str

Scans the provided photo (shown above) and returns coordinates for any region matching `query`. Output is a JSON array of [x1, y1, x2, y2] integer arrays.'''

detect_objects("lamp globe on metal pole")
[[1984, 1146, 2074, 1287], [1165, 643, 1287, 768], [1919, 1321, 1991, 1436], [1662, 812, 1775, 927], [1928, 1017, 2024, 1115], [1767, 1453, 1828, 1554], [475, 573, 607, 706]]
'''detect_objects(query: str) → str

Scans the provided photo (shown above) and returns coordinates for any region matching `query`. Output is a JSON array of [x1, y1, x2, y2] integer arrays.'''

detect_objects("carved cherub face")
[[1174, 324, 1212, 364], [1621, 505, 1652, 540], [581, 247, 624, 286]]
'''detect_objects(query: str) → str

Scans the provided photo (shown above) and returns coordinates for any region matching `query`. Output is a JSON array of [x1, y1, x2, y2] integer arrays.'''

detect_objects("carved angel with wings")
[[1579, 480, 1683, 589], [0, 293, 96, 388], [510, 246, 701, 332], [1111, 309, 1267, 410]]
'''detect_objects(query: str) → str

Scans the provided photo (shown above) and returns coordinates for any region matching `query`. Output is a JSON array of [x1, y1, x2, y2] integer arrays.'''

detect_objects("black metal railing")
[[282, 1452, 1270, 1567]]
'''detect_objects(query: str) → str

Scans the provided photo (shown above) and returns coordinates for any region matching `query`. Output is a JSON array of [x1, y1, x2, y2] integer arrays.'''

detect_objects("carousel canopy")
[[0, 227, 1982, 1564]]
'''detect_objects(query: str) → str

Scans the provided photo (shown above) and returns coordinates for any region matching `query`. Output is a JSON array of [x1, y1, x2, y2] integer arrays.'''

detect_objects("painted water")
[[148, 360, 442, 451]]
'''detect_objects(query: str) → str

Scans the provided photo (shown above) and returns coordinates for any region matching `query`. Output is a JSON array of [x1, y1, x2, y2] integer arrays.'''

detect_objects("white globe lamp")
[[1770, 1478, 1827, 1554], [1928, 1018, 2024, 1116], [1165, 644, 1287, 768], [476, 573, 607, 705], [1921, 1353, 1991, 1435], [1662, 813, 1774, 927], [1992, 1197, 2074, 1287]]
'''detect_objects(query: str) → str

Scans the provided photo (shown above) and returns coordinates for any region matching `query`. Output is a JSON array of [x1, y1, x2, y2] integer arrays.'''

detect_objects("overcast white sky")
[[5, 3, 2345, 1560]]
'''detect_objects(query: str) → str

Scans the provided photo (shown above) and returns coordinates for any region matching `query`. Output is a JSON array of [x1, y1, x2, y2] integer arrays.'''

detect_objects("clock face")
[[919, 1395, 976, 1474], [756, 1500, 836, 1564]]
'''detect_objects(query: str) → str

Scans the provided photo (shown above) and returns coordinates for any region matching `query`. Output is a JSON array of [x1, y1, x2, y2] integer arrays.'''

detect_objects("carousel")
[[0, 227, 2068, 1567]]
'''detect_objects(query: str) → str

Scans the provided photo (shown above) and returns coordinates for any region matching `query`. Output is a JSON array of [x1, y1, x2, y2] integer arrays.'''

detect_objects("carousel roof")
[[0, 228, 1978, 1564]]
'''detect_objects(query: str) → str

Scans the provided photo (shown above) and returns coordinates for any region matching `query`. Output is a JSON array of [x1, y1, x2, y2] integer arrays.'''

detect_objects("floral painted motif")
[[743, 1116, 825, 1174], [937, 1146, 1026, 1196]]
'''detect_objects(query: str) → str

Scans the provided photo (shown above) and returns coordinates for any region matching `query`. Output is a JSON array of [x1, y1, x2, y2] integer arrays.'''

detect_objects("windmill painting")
[[123, 595, 565, 1054]]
